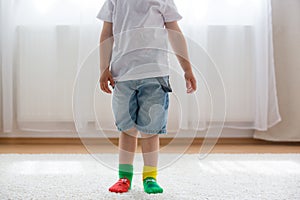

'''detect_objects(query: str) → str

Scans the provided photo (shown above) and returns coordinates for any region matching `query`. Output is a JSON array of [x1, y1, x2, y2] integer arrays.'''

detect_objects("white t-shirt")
[[96, 0, 182, 81]]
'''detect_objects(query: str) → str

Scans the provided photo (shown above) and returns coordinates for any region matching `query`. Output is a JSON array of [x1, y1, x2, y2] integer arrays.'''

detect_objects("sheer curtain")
[[0, 0, 281, 136]]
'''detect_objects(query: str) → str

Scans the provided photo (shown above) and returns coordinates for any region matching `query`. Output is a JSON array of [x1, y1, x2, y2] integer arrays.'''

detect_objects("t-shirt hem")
[[96, 16, 113, 23], [164, 16, 183, 23], [114, 72, 170, 82]]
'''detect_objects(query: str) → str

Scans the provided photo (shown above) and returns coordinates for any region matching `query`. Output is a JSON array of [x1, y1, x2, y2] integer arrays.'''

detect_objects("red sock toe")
[[108, 178, 131, 193]]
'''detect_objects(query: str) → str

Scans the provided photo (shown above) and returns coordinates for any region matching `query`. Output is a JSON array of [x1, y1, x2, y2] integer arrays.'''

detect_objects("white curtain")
[[0, 0, 281, 136]]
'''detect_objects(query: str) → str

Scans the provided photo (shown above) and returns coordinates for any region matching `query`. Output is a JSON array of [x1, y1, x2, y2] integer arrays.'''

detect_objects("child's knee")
[[122, 127, 139, 137], [140, 132, 159, 140]]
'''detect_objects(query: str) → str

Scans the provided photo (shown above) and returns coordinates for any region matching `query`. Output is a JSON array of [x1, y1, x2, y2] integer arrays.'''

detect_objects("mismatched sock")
[[143, 166, 163, 194]]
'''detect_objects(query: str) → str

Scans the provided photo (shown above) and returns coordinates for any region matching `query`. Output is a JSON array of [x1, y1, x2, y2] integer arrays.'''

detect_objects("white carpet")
[[0, 153, 300, 200]]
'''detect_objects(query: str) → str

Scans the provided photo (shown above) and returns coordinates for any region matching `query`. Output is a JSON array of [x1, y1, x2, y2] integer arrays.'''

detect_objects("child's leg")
[[119, 128, 138, 164], [140, 133, 159, 166], [109, 128, 138, 193], [140, 133, 163, 194]]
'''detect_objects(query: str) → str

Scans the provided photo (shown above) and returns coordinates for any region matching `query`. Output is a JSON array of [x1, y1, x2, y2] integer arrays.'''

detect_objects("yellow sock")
[[143, 166, 157, 180]]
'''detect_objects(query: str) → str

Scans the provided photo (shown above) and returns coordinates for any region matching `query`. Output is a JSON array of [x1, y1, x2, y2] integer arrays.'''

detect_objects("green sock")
[[143, 177, 164, 194], [143, 166, 163, 194], [119, 164, 133, 189]]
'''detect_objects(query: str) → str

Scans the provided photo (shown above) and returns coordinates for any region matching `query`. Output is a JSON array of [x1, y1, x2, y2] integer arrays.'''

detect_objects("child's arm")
[[99, 22, 114, 94], [165, 21, 197, 94]]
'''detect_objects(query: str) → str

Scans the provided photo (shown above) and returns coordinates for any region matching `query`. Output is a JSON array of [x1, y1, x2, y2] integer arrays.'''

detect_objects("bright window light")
[[34, 0, 57, 14], [227, 0, 244, 7]]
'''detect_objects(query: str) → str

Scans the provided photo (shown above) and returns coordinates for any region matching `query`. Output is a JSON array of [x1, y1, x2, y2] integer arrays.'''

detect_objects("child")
[[97, 0, 197, 194]]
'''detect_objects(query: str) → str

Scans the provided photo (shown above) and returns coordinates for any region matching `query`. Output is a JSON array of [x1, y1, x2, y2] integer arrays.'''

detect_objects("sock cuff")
[[119, 164, 133, 173], [143, 165, 157, 180]]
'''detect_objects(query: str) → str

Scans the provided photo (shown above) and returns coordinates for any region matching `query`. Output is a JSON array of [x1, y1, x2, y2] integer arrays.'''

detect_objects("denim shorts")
[[112, 76, 171, 134]]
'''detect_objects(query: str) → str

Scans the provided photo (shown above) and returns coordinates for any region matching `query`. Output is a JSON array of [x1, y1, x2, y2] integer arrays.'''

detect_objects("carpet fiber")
[[1, 153, 300, 200]]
